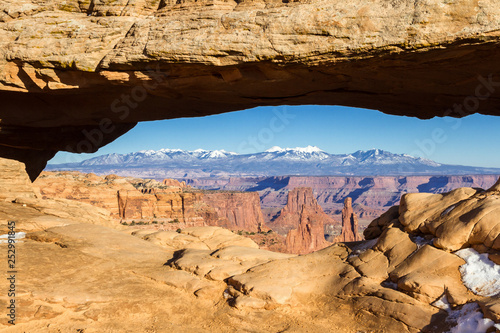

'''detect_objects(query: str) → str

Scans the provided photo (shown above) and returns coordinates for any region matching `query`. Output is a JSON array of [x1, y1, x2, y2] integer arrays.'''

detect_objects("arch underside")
[[2, 0, 500, 179]]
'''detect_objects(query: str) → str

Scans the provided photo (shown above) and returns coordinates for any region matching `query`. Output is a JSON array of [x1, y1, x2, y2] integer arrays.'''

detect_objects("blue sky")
[[50, 105, 499, 168]]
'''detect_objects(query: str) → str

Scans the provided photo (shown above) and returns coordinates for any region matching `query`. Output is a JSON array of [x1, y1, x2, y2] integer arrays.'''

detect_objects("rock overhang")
[[2, 0, 500, 179]]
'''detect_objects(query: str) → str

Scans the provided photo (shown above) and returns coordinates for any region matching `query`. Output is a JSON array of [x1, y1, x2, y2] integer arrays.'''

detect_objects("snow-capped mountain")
[[79, 148, 238, 166], [260, 145, 330, 161], [350, 149, 441, 167], [47, 147, 500, 178]]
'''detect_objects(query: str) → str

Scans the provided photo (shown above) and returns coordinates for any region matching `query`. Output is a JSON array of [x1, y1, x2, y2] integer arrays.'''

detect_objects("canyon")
[[33, 171, 267, 233], [280, 188, 362, 254], [33, 171, 360, 253], [34, 171, 500, 253], [2, 157, 500, 332], [1, 1, 500, 331], [186, 174, 500, 226], [274, 187, 334, 254], [334, 197, 363, 243]]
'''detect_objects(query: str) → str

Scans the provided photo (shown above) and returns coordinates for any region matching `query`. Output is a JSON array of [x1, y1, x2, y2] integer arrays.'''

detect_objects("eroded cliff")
[[334, 197, 363, 243], [3, 159, 500, 332], [33, 171, 266, 232], [272, 187, 334, 254]]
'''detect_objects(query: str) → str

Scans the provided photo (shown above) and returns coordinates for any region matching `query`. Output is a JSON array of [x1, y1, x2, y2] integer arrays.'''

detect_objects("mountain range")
[[46, 146, 500, 178]]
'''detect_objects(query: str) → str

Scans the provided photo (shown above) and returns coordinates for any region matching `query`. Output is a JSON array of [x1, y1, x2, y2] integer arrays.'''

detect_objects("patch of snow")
[[158, 148, 183, 153], [349, 238, 378, 257], [138, 149, 156, 155], [207, 150, 227, 158], [220, 150, 238, 156], [432, 294, 451, 311], [412, 235, 433, 248], [381, 280, 398, 290], [265, 146, 283, 153], [0, 232, 26, 243], [441, 204, 457, 217], [447, 303, 496, 333], [267, 146, 325, 154], [455, 248, 500, 297], [289, 145, 324, 153]]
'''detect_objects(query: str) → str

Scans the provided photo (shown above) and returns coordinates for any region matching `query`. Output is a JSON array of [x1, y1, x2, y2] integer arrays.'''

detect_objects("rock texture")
[[0, 159, 113, 232], [201, 192, 266, 233], [33, 171, 267, 232], [365, 178, 500, 253], [2, 158, 500, 332], [190, 175, 500, 226], [285, 205, 332, 255], [2, 1, 500, 178], [334, 197, 363, 243], [273, 187, 334, 254], [0, 157, 35, 200]]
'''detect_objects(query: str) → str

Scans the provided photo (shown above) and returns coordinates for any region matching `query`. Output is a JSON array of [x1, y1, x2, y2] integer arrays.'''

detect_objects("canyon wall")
[[201, 192, 266, 233], [33, 171, 266, 232], [117, 189, 205, 226], [185, 175, 500, 225]]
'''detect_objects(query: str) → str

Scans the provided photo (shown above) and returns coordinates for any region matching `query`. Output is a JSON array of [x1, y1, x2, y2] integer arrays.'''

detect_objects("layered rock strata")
[[33, 171, 266, 231], [334, 197, 363, 243], [2, 1, 500, 177], [2, 158, 500, 332], [201, 192, 266, 233], [187, 175, 500, 226], [274, 187, 334, 254]]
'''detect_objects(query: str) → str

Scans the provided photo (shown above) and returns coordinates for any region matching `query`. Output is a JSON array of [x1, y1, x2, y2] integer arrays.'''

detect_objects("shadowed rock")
[[2, 1, 500, 178]]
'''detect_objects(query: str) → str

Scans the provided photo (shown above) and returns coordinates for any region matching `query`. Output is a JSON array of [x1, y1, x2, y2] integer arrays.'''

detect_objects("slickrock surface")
[[334, 197, 363, 243], [2, 1, 500, 178], [272, 187, 335, 254], [2, 158, 500, 332], [366, 178, 500, 252]]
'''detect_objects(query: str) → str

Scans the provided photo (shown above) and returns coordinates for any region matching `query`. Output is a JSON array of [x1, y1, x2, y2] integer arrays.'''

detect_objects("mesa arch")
[[1, 0, 500, 179]]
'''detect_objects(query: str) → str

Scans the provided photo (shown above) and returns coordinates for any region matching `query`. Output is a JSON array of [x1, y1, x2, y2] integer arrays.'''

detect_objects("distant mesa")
[[33, 171, 266, 233]]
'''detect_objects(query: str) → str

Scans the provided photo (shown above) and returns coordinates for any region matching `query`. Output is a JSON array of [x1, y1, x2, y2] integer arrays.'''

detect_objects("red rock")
[[162, 178, 188, 188], [272, 187, 336, 230], [33, 171, 268, 232], [273, 187, 334, 254], [201, 192, 266, 233], [187, 175, 499, 227], [285, 205, 331, 255], [334, 197, 363, 243]]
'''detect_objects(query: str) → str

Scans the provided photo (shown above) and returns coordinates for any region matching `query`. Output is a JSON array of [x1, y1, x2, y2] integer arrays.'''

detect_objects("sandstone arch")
[[1, 0, 500, 179]]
